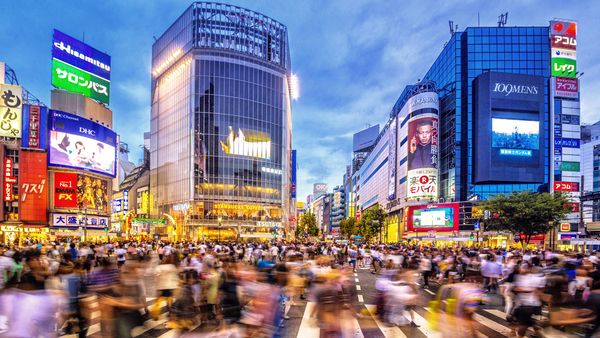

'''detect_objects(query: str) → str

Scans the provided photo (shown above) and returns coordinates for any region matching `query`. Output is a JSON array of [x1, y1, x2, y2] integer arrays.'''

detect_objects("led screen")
[[412, 207, 454, 228], [220, 126, 271, 159], [49, 110, 117, 177], [491, 118, 539, 156]]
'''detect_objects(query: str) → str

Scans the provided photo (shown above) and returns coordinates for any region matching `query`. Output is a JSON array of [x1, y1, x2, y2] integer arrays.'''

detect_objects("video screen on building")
[[220, 126, 271, 160], [491, 118, 539, 156], [412, 207, 454, 228], [49, 110, 116, 177]]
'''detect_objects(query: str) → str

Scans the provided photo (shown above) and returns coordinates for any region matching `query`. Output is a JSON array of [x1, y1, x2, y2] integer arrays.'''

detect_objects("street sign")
[[474, 220, 480, 230]]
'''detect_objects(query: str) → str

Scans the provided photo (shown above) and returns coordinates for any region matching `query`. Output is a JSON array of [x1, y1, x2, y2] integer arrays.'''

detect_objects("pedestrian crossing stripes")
[[61, 296, 517, 337]]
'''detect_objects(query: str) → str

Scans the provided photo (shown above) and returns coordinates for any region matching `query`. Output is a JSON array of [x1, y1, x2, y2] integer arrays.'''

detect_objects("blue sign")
[[52, 29, 111, 81], [554, 138, 580, 148], [554, 124, 562, 137], [474, 220, 480, 230], [124, 190, 129, 211], [21, 104, 48, 149], [48, 110, 117, 177], [291, 150, 297, 198]]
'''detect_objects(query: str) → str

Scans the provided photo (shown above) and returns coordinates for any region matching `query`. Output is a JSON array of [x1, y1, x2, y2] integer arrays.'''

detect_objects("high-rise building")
[[150, 2, 294, 240], [331, 185, 345, 233], [350, 19, 582, 246]]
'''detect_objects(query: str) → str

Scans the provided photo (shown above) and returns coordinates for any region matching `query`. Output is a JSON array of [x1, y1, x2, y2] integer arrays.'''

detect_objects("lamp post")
[[218, 216, 222, 243]]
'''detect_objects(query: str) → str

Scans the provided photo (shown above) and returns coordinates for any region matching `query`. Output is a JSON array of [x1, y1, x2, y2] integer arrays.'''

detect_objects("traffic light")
[[470, 232, 474, 240]]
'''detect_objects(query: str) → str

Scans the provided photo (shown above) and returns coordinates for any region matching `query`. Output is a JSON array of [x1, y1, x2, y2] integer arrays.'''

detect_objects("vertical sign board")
[[404, 91, 440, 200], [21, 104, 48, 149], [0, 84, 22, 138], [387, 117, 397, 200], [550, 20, 577, 78], [291, 150, 297, 199], [51, 29, 111, 105], [19, 151, 48, 222], [3, 158, 16, 201]]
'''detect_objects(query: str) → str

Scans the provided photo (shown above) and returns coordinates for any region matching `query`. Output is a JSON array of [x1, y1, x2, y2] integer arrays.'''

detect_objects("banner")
[[19, 151, 48, 222], [52, 29, 111, 80], [21, 104, 48, 149], [0, 84, 22, 138], [54, 172, 78, 208], [51, 59, 110, 104], [52, 212, 108, 228]]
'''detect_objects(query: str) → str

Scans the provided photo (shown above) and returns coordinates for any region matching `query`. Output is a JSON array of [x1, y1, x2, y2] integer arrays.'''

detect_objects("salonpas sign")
[[52, 59, 110, 104], [51, 29, 111, 105]]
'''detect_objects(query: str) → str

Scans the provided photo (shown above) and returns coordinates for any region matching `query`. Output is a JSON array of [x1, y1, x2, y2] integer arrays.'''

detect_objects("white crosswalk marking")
[[357, 294, 364, 302], [406, 310, 442, 338], [474, 314, 512, 336], [364, 304, 408, 338], [356, 285, 361, 291], [297, 301, 320, 337]]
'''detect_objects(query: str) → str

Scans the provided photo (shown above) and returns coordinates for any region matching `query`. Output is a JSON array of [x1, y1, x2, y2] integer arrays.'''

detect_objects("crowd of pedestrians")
[[1, 240, 600, 337]]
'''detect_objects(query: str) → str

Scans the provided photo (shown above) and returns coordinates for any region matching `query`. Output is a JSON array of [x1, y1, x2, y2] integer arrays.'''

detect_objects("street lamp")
[[218, 216, 222, 243]]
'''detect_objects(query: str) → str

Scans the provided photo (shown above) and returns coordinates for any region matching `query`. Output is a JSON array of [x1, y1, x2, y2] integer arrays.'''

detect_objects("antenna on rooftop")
[[498, 12, 508, 27], [449, 20, 457, 36]]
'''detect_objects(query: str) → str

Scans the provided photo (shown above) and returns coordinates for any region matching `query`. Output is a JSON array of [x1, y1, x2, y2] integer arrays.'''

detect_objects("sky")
[[2, 0, 600, 202]]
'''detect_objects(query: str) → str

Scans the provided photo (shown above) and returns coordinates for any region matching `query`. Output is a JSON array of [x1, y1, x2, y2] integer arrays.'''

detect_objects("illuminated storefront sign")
[[554, 181, 579, 192], [550, 20, 577, 78], [406, 203, 459, 232], [3, 158, 16, 201], [19, 151, 48, 222], [0, 84, 22, 138], [21, 105, 48, 149], [553, 77, 579, 99], [53, 172, 78, 208], [123, 190, 129, 211], [52, 212, 108, 228]]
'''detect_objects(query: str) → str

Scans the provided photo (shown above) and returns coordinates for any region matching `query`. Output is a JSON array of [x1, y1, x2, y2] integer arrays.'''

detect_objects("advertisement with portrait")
[[19, 151, 48, 223], [53, 172, 78, 208], [473, 72, 545, 183], [404, 91, 439, 201], [406, 203, 459, 232], [76, 174, 109, 213], [49, 110, 116, 177]]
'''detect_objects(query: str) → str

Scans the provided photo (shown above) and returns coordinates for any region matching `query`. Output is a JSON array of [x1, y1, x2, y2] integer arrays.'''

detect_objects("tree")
[[357, 205, 386, 243], [481, 191, 572, 248], [340, 217, 356, 240], [300, 211, 319, 237], [294, 222, 304, 240]]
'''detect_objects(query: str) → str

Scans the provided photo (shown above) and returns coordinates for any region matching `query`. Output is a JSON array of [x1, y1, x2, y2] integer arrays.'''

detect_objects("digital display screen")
[[491, 118, 539, 156], [412, 207, 454, 228], [220, 126, 271, 160], [49, 110, 117, 177]]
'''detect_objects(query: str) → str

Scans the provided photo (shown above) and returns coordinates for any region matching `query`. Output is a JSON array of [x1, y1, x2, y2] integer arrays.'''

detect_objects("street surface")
[[64, 265, 513, 338]]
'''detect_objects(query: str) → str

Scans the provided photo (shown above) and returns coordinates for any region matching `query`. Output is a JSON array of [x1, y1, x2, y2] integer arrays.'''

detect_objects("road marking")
[[354, 273, 358, 276], [358, 294, 364, 303], [297, 301, 320, 337], [405, 308, 441, 338], [424, 288, 435, 295], [483, 309, 506, 319], [473, 314, 512, 336], [356, 285, 361, 291], [365, 304, 408, 338], [158, 329, 181, 338], [355, 278, 360, 283]]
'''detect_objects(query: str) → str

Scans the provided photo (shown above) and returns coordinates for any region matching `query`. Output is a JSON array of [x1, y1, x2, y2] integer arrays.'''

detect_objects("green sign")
[[51, 58, 110, 104], [560, 161, 580, 172], [551, 57, 577, 78], [132, 218, 165, 224]]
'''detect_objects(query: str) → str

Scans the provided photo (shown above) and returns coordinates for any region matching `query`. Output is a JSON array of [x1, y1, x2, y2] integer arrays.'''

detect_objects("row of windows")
[[466, 27, 547, 36]]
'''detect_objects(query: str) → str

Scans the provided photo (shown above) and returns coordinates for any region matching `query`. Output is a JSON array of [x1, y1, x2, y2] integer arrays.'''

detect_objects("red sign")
[[551, 35, 576, 50], [19, 151, 48, 222], [564, 202, 580, 212], [560, 223, 571, 232], [554, 181, 579, 192], [54, 172, 78, 208], [554, 77, 579, 99], [28, 105, 40, 148], [3, 158, 16, 201], [551, 20, 577, 37]]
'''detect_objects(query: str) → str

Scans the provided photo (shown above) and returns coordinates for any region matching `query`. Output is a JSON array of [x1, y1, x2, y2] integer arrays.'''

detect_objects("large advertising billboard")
[[406, 203, 459, 232], [220, 126, 271, 160], [19, 151, 48, 223], [54, 172, 78, 208], [49, 110, 116, 177], [51, 29, 111, 104], [473, 72, 545, 183], [21, 104, 48, 149], [0, 84, 22, 138], [53, 171, 109, 213], [550, 20, 577, 78], [404, 92, 439, 201]]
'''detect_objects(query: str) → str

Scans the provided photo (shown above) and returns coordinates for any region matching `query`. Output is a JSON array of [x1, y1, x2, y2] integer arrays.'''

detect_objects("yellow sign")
[[0, 84, 22, 138]]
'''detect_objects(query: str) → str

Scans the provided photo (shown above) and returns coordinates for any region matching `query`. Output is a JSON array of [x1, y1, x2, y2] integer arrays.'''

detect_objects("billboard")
[[51, 29, 111, 104], [554, 181, 579, 192], [353, 124, 380, 152], [220, 126, 271, 159], [387, 118, 397, 200], [76, 173, 109, 213], [0, 84, 22, 138], [291, 150, 297, 198], [52, 213, 108, 228], [553, 77, 579, 99], [21, 104, 49, 149], [19, 151, 48, 223], [3, 158, 16, 201], [550, 20, 577, 79], [404, 91, 439, 201], [407, 203, 459, 232], [473, 72, 545, 183], [49, 110, 116, 177], [54, 172, 78, 208]]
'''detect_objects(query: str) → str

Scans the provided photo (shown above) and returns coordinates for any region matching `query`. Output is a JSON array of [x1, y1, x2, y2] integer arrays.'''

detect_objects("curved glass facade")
[[150, 3, 292, 239]]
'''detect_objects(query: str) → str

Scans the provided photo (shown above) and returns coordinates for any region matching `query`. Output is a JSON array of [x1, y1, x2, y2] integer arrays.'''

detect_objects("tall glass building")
[[150, 2, 293, 240]]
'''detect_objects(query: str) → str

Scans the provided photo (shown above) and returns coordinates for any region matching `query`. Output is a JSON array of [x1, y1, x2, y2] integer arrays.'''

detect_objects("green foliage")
[[481, 191, 572, 247], [300, 211, 319, 237], [339, 217, 356, 239], [357, 204, 386, 242]]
